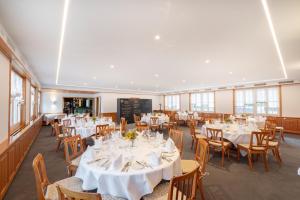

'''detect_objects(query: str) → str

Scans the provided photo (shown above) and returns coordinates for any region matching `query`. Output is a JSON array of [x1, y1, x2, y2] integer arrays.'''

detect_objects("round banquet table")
[[141, 115, 169, 125], [201, 123, 260, 156], [75, 134, 182, 200]]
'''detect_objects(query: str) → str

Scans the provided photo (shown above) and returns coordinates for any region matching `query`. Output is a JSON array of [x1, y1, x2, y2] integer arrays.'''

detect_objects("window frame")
[[234, 86, 280, 116], [30, 84, 37, 121], [164, 95, 180, 111], [190, 92, 215, 112], [10, 69, 26, 134]]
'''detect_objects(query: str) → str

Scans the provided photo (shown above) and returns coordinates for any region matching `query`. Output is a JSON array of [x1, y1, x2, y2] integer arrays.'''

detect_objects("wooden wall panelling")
[[0, 116, 42, 200]]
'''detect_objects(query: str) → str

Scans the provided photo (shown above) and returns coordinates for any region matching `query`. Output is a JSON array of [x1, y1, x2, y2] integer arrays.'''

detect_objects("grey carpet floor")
[[4, 125, 300, 200]]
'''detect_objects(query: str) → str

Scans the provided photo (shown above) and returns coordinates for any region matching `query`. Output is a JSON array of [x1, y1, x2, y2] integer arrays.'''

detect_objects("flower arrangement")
[[92, 116, 97, 124], [125, 129, 137, 140], [224, 118, 233, 124]]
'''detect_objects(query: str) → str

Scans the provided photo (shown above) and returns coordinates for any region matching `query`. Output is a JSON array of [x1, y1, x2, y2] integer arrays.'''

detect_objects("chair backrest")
[[64, 135, 84, 164], [187, 113, 194, 121], [249, 131, 269, 150], [62, 126, 76, 137], [32, 153, 50, 200], [136, 124, 149, 132], [169, 129, 183, 155], [174, 113, 179, 121], [56, 185, 102, 200], [150, 116, 159, 125], [168, 166, 199, 200], [54, 122, 61, 138], [195, 139, 209, 174], [189, 120, 197, 137], [133, 114, 141, 123], [120, 117, 127, 132], [63, 119, 71, 127], [95, 124, 110, 139], [206, 128, 224, 145]]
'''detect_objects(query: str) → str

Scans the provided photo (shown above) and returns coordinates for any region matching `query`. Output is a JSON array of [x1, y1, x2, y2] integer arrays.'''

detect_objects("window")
[[10, 71, 24, 132], [190, 92, 214, 112], [235, 87, 279, 115], [30, 86, 36, 119], [165, 95, 180, 110], [37, 91, 41, 114]]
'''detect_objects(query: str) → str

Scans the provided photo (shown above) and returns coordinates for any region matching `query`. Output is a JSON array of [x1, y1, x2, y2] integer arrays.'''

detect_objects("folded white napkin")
[[156, 132, 164, 142], [147, 151, 161, 167], [165, 138, 175, 153], [109, 154, 123, 171]]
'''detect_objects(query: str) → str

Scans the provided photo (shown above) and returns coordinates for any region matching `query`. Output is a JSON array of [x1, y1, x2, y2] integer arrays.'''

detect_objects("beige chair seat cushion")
[[45, 176, 83, 200], [195, 134, 206, 140], [262, 140, 279, 147], [181, 160, 199, 174], [238, 144, 266, 151], [195, 129, 202, 134], [71, 155, 82, 166], [143, 181, 186, 200], [276, 126, 283, 130], [209, 140, 230, 147]]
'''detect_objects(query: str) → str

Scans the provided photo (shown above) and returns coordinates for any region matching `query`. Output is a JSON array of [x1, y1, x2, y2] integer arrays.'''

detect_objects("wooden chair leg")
[[221, 149, 225, 167], [275, 148, 282, 164], [247, 153, 253, 170], [237, 147, 240, 161], [263, 152, 269, 172], [191, 138, 194, 150], [56, 139, 61, 152], [280, 130, 285, 141], [198, 179, 206, 200]]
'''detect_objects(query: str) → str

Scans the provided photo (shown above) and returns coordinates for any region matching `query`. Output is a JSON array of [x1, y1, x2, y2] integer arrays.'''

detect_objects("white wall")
[[0, 51, 10, 142], [41, 91, 96, 113], [281, 85, 300, 117], [98, 92, 162, 113], [215, 90, 233, 114]]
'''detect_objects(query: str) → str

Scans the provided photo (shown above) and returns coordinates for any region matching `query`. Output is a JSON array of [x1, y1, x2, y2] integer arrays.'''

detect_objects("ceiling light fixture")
[[229, 72, 233, 75], [55, 0, 70, 85], [205, 59, 211, 64], [110, 65, 115, 69], [261, 0, 288, 79], [154, 74, 159, 78], [154, 35, 160, 40]]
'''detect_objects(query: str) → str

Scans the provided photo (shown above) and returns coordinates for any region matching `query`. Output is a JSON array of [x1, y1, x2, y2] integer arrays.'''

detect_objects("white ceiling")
[[0, 0, 299, 94]]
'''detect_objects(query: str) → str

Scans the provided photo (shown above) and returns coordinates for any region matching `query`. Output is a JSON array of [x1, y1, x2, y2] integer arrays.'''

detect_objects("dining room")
[[0, 0, 300, 200]]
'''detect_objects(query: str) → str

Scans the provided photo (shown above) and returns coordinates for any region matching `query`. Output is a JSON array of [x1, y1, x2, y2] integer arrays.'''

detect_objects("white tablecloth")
[[201, 123, 259, 156], [75, 135, 182, 200], [61, 118, 115, 138], [141, 115, 169, 125]]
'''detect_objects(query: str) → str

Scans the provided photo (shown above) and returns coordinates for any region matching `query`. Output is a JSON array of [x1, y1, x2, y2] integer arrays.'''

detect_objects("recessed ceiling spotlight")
[[154, 35, 160, 40], [154, 73, 159, 78], [205, 59, 211, 64], [130, 81, 134, 85], [92, 76, 97, 80], [229, 72, 233, 75], [110, 65, 115, 69], [182, 79, 186, 83]]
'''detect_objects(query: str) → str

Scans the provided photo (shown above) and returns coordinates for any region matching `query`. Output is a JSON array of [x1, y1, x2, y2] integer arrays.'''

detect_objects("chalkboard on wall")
[[117, 98, 152, 123]]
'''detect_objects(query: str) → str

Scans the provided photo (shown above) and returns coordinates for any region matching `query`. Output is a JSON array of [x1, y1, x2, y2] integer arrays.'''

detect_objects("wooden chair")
[[265, 119, 285, 141], [119, 117, 127, 134], [150, 116, 160, 132], [32, 153, 82, 200], [133, 114, 141, 123], [63, 119, 72, 127], [169, 129, 184, 157], [56, 185, 101, 200], [136, 121, 149, 132], [206, 128, 231, 167], [95, 124, 110, 139], [237, 131, 270, 171], [263, 128, 282, 165], [181, 139, 209, 200], [143, 167, 199, 200], [54, 122, 69, 152], [64, 135, 84, 176], [190, 120, 206, 150], [187, 113, 194, 127]]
